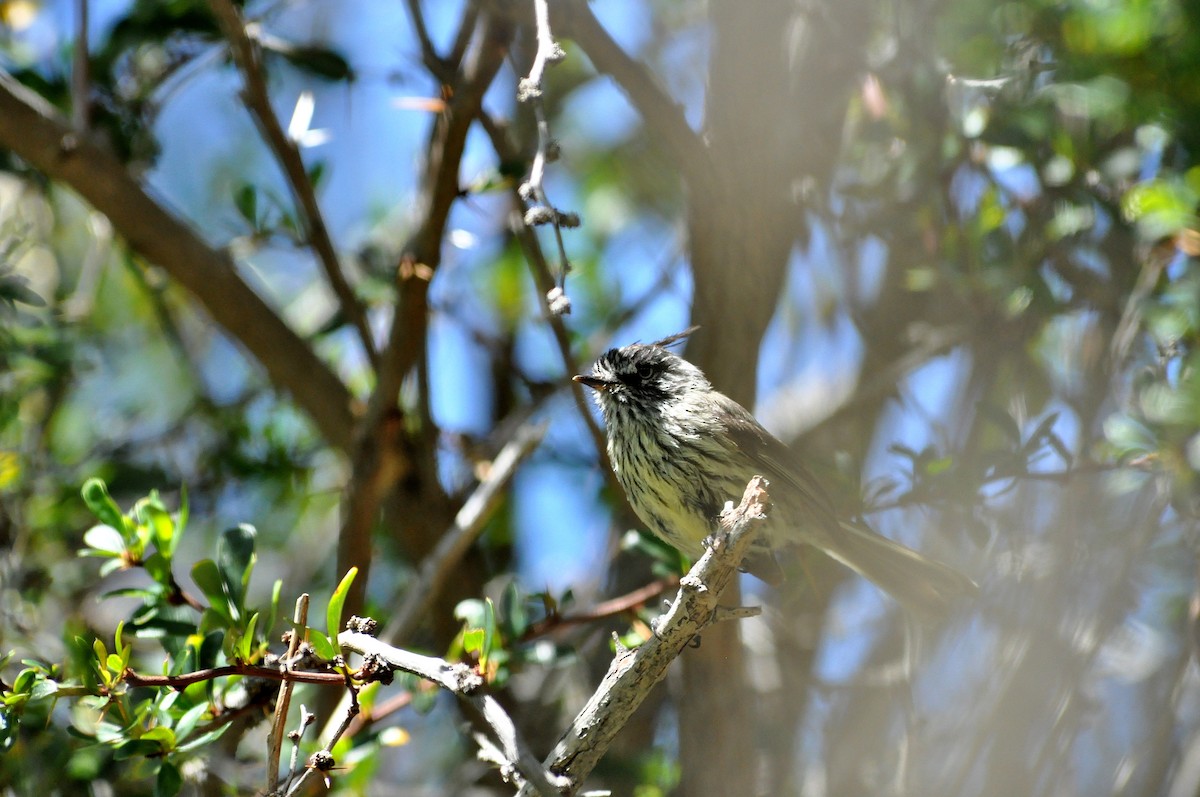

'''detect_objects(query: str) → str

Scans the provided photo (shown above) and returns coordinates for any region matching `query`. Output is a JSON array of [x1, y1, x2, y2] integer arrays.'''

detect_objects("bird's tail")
[[821, 521, 978, 623]]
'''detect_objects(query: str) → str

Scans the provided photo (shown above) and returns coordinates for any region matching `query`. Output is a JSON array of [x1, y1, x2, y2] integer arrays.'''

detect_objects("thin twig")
[[520, 576, 679, 641], [473, 693, 566, 794], [207, 0, 378, 368], [402, 0, 452, 81], [514, 0, 574, 313], [338, 632, 565, 795], [341, 689, 413, 738], [122, 662, 342, 689], [476, 113, 615, 491], [550, 0, 708, 179], [328, 5, 512, 712], [515, 477, 772, 795], [267, 594, 308, 793], [284, 682, 362, 797], [862, 460, 1136, 515], [520, 0, 563, 94], [385, 421, 548, 643]]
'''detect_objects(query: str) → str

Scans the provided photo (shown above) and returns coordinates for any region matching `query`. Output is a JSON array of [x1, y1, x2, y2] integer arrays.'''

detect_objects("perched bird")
[[574, 330, 977, 621]]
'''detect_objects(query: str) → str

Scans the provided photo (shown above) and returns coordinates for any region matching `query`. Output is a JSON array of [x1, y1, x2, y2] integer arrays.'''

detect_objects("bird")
[[573, 330, 977, 621]]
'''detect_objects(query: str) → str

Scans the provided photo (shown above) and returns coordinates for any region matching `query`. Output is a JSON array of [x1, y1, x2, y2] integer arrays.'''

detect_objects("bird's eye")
[[636, 364, 655, 381]]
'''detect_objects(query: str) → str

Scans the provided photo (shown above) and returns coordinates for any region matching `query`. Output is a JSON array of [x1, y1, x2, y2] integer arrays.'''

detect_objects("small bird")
[[574, 330, 977, 621]]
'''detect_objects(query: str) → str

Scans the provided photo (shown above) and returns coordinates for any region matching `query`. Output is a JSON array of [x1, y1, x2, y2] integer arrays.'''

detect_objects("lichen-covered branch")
[[516, 476, 772, 795], [0, 68, 357, 451]]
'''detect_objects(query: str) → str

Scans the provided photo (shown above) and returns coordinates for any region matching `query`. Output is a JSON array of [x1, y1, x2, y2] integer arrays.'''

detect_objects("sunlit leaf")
[[81, 479, 128, 537], [327, 567, 358, 642]]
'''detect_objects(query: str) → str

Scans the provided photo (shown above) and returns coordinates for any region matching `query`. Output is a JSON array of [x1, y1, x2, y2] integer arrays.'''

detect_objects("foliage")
[[1, 0, 1200, 794], [3, 480, 272, 794]]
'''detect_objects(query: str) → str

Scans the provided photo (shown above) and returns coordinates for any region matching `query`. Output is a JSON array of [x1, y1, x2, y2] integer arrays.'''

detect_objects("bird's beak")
[[573, 374, 610, 392]]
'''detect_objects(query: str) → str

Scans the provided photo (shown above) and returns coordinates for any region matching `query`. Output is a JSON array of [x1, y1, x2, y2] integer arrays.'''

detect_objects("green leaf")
[[131, 607, 197, 643], [217, 525, 256, 619], [481, 598, 496, 670], [177, 486, 189, 538], [271, 41, 354, 81], [236, 613, 259, 662], [500, 581, 529, 638], [922, 456, 954, 476], [11, 668, 36, 694], [143, 504, 177, 558], [191, 560, 231, 624], [462, 628, 484, 657], [1122, 177, 1197, 240], [156, 761, 183, 797], [174, 724, 230, 754], [113, 739, 163, 760], [327, 567, 358, 640], [173, 702, 209, 744], [113, 621, 126, 659], [307, 161, 327, 189], [454, 599, 487, 628], [141, 726, 176, 752], [3, 692, 28, 709], [309, 630, 337, 661], [0, 272, 45, 307], [143, 553, 173, 589], [234, 184, 258, 226], [81, 479, 128, 536], [29, 679, 58, 700], [265, 579, 283, 643], [92, 639, 108, 667]]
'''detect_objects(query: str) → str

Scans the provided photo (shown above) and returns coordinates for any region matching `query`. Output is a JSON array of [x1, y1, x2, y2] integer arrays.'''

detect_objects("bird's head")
[[574, 330, 709, 422]]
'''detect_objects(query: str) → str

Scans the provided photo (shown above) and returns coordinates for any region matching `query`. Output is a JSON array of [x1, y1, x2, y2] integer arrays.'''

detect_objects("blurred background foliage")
[[1, 0, 1200, 795]]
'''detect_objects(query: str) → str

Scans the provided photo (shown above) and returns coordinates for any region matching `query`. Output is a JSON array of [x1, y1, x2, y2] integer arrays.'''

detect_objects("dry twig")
[[207, 0, 378, 367]]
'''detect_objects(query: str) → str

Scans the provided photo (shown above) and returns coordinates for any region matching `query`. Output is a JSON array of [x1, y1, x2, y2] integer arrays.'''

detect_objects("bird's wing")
[[713, 393, 841, 534]]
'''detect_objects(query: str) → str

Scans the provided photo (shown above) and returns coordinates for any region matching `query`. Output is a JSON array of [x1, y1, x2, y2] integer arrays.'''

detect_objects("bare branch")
[[122, 663, 343, 690], [385, 421, 547, 643], [514, 0, 575, 314], [335, 9, 514, 620], [520, 576, 679, 641], [339, 631, 482, 693], [517, 0, 566, 100], [267, 593, 309, 793], [402, 0, 451, 80], [516, 477, 772, 795], [339, 631, 565, 795], [0, 68, 357, 450], [285, 686, 361, 797], [551, 0, 708, 180], [477, 114, 615, 493], [207, 0, 378, 368]]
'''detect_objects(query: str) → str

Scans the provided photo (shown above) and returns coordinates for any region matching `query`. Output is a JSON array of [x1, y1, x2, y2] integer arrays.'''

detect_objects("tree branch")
[[339, 632, 566, 795], [551, 0, 708, 180], [385, 421, 547, 643], [476, 113, 617, 494], [519, 576, 679, 641], [267, 593, 309, 793], [207, 0, 378, 369], [516, 477, 772, 795], [0, 67, 357, 451], [122, 663, 344, 690], [335, 9, 514, 619]]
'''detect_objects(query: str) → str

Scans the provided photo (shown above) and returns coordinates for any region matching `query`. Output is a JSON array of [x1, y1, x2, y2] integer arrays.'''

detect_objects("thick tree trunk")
[[679, 1, 875, 794]]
